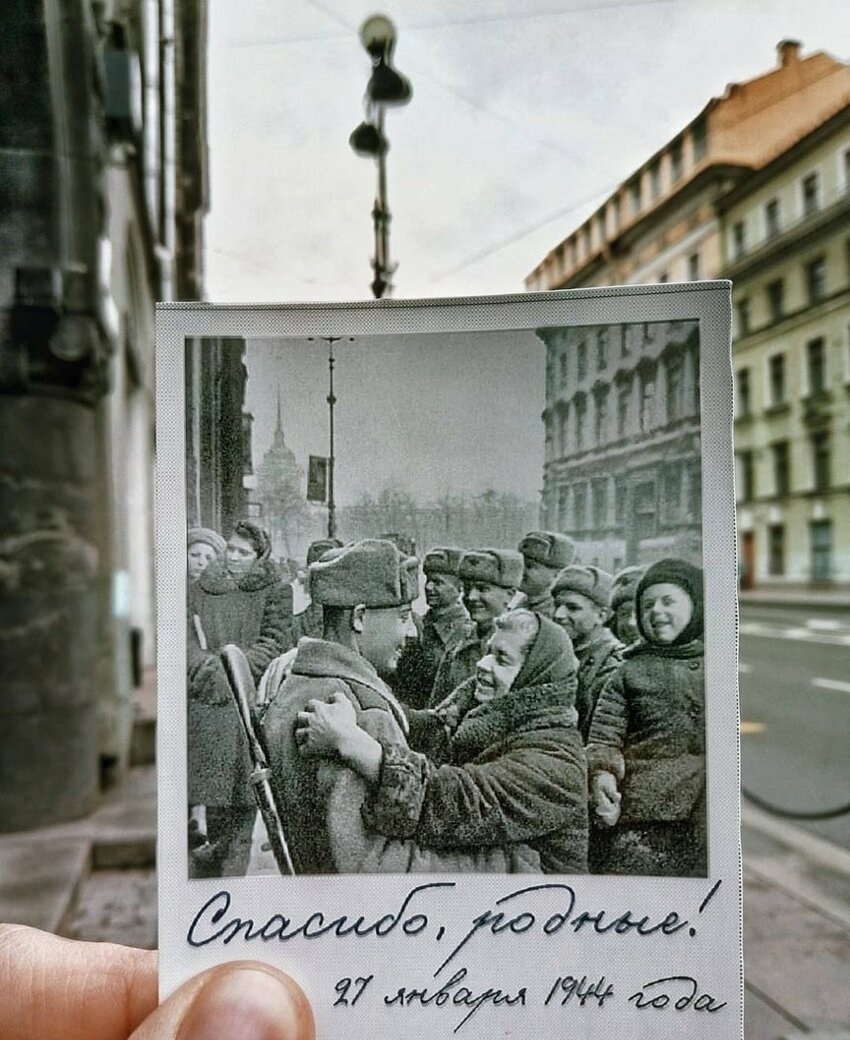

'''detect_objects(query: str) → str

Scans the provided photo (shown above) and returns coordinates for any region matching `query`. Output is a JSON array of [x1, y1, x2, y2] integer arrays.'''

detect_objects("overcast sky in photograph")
[[246, 330, 546, 504], [205, 1, 848, 305]]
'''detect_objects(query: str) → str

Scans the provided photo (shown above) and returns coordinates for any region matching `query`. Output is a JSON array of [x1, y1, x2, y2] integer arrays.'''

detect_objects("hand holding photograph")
[[157, 283, 741, 1039]]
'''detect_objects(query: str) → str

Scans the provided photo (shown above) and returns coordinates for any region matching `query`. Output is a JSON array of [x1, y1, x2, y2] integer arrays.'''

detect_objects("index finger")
[[0, 924, 158, 1040]]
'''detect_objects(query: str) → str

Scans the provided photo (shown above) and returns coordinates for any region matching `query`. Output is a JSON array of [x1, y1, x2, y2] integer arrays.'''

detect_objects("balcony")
[[721, 189, 850, 281]]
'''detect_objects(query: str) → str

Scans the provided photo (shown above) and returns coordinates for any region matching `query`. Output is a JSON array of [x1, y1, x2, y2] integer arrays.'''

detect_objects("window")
[[736, 297, 751, 336], [559, 353, 568, 388], [670, 139, 683, 181], [807, 338, 826, 395], [558, 488, 568, 528], [583, 225, 592, 255], [766, 279, 785, 322], [738, 451, 754, 502], [667, 358, 683, 421], [595, 390, 608, 444], [663, 462, 682, 523], [810, 520, 832, 581], [630, 178, 641, 214], [611, 195, 621, 231], [649, 160, 661, 199], [658, 271, 669, 283], [597, 211, 606, 241], [639, 368, 655, 432], [592, 478, 608, 528], [573, 484, 587, 529], [802, 172, 820, 216], [812, 432, 830, 491], [736, 367, 751, 417], [844, 147, 850, 192], [768, 524, 785, 576], [617, 381, 630, 437], [732, 221, 747, 259], [576, 340, 587, 381], [634, 481, 657, 540], [687, 252, 701, 281], [692, 117, 707, 161], [765, 197, 781, 238], [772, 441, 790, 496], [806, 256, 827, 304], [769, 353, 786, 405], [575, 397, 587, 451], [596, 328, 609, 371], [558, 411, 568, 457], [615, 477, 628, 523]]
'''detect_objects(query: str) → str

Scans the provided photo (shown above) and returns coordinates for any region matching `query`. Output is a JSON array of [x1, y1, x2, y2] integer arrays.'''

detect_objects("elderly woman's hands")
[[295, 692, 384, 784]]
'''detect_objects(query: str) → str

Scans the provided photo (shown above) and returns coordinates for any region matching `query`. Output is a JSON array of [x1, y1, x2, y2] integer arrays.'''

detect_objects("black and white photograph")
[[157, 287, 741, 1040], [184, 316, 707, 880]]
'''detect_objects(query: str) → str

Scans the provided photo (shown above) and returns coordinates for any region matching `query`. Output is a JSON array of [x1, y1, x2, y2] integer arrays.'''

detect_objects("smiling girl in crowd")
[[585, 557, 706, 877]]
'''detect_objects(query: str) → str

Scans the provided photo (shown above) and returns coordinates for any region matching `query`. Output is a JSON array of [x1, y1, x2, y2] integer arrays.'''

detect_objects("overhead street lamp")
[[308, 336, 353, 538], [349, 14, 412, 299]]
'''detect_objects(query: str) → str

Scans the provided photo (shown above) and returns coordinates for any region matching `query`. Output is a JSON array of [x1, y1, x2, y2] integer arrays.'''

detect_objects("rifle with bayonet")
[[219, 643, 295, 875]]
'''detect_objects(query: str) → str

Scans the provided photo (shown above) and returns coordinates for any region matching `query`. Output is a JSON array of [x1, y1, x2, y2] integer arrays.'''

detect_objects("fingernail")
[[180, 968, 309, 1040]]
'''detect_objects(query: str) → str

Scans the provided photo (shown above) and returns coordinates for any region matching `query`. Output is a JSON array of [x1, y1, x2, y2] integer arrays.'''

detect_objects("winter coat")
[[521, 588, 556, 619], [262, 639, 539, 874], [394, 601, 474, 709], [187, 559, 294, 806], [574, 626, 624, 742], [586, 639, 705, 855], [364, 618, 589, 874], [428, 627, 491, 708]]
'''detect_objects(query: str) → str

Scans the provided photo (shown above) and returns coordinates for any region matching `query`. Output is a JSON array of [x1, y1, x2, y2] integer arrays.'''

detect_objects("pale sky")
[[206, 1, 848, 305], [246, 330, 546, 505]]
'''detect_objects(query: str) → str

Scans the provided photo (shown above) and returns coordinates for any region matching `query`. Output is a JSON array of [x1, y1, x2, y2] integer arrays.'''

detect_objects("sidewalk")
[[740, 586, 850, 609], [1, 762, 848, 1037]]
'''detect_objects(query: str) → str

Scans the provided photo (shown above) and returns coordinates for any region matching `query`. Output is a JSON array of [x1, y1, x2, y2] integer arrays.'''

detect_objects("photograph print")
[[184, 317, 706, 881]]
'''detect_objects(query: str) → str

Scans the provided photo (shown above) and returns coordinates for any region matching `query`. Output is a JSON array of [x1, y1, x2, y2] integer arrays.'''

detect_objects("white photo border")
[[156, 284, 742, 1040]]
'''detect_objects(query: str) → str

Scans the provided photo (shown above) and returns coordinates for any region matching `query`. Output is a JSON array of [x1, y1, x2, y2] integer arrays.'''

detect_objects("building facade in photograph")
[[722, 105, 850, 587], [526, 40, 850, 588], [0, 0, 208, 831], [536, 322, 701, 572]]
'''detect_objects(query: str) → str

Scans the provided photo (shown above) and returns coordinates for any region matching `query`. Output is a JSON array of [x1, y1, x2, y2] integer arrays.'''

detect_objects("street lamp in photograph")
[[308, 336, 353, 538], [349, 14, 412, 299]]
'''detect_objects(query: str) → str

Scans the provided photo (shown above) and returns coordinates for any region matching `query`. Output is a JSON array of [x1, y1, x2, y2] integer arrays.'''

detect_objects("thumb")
[[132, 963, 314, 1040]]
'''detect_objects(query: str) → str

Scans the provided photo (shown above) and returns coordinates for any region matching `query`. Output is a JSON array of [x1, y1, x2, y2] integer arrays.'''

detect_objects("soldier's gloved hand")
[[295, 691, 358, 756], [592, 770, 622, 827], [0, 923, 313, 1040]]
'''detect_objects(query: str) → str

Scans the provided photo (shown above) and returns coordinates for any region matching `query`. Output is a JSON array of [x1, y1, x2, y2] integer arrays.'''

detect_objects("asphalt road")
[[738, 602, 850, 850]]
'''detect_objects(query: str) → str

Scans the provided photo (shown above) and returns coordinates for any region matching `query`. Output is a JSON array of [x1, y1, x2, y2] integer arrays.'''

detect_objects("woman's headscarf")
[[512, 613, 578, 690]]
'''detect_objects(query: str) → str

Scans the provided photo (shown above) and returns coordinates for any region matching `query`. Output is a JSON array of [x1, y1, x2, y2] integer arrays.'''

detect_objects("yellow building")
[[526, 41, 850, 588], [722, 104, 850, 586]]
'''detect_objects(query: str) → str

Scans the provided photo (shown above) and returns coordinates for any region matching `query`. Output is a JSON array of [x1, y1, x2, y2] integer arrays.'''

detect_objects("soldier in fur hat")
[[262, 539, 419, 873], [517, 530, 577, 618], [552, 565, 623, 741], [428, 548, 524, 707], [394, 547, 474, 709]]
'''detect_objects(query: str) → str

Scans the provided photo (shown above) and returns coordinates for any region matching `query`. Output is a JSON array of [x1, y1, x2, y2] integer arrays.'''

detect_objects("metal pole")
[[371, 107, 390, 299], [326, 337, 338, 537]]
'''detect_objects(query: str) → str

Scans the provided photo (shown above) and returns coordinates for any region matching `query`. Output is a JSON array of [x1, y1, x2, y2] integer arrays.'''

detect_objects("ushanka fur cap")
[[636, 557, 704, 645], [518, 530, 577, 570], [187, 527, 226, 555], [309, 538, 419, 607], [610, 564, 646, 610], [551, 564, 613, 608], [422, 547, 465, 577], [306, 537, 343, 567], [457, 548, 524, 589]]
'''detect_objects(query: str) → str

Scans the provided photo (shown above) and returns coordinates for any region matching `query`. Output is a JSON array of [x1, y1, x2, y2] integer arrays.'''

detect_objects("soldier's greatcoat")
[[263, 638, 539, 874], [574, 626, 623, 741], [394, 600, 474, 709]]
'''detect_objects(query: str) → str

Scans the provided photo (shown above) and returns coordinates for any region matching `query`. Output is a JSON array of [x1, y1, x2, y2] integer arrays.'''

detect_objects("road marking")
[[740, 721, 766, 734], [740, 622, 850, 647], [812, 677, 850, 694], [807, 619, 844, 631], [738, 662, 751, 673]]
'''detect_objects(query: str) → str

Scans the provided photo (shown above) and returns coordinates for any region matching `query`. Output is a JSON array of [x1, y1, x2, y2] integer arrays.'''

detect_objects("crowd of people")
[[185, 523, 707, 879]]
